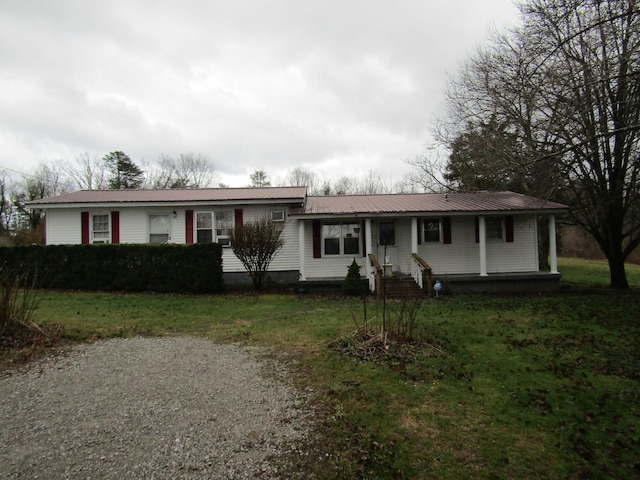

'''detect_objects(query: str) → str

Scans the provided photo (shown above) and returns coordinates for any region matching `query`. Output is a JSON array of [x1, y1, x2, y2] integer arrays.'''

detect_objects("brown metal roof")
[[28, 187, 307, 206], [296, 191, 567, 216]]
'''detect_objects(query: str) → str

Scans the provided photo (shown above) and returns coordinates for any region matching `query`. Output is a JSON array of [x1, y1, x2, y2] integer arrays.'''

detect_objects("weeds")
[[0, 265, 42, 337]]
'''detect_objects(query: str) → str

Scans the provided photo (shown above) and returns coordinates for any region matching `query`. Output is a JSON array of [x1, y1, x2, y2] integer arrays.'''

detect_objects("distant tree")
[[0, 172, 13, 235], [66, 153, 108, 190], [249, 170, 271, 188], [229, 217, 284, 290], [334, 176, 354, 195], [103, 151, 144, 189], [282, 167, 319, 193], [12, 161, 73, 232], [146, 153, 217, 189]]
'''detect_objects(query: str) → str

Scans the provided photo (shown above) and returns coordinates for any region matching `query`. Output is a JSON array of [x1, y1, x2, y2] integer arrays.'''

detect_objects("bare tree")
[[229, 217, 284, 290], [281, 167, 319, 194], [12, 161, 74, 231], [66, 153, 108, 190]]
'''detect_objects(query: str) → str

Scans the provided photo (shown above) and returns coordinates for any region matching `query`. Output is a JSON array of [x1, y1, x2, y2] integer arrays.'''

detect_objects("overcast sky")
[[0, 0, 519, 188]]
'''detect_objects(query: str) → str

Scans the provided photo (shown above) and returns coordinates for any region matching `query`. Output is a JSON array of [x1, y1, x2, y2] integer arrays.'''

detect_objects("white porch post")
[[298, 220, 306, 281], [549, 214, 559, 274], [411, 217, 418, 253], [365, 218, 374, 292], [479, 216, 488, 276]]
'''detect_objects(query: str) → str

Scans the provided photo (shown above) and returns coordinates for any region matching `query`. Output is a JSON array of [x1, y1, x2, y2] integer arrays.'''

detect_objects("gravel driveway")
[[0, 336, 314, 479]]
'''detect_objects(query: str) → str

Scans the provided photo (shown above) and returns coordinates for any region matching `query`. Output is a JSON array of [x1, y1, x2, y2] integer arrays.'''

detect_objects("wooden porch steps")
[[377, 274, 424, 298]]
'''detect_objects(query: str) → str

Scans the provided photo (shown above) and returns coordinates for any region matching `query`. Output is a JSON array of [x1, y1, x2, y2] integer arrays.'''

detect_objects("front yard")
[[4, 258, 640, 479]]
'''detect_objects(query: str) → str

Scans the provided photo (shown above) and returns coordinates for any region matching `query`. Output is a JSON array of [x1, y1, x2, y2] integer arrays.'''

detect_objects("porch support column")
[[298, 220, 306, 281], [479, 215, 488, 276], [411, 217, 418, 253], [549, 214, 559, 274], [365, 218, 374, 292]]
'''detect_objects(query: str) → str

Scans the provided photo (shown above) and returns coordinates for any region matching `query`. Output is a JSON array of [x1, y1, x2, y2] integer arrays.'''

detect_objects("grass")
[[3, 258, 640, 479]]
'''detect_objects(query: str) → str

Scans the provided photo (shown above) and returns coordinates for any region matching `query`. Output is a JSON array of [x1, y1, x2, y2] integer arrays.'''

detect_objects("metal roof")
[[295, 191, 567, 216], [28, 188, 567, 215], [28, 187, 307, 206]]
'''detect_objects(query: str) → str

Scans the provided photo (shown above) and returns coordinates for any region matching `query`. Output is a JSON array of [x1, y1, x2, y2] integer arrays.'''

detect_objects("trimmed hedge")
[[0, 244, 223, 293]]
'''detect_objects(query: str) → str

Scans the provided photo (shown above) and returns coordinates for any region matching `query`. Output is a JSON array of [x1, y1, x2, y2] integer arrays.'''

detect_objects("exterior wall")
[[302, 220, 367, 279], [45, 209, 81, 244], [44, 204, 299, 275], [418, 215, 538, 275]]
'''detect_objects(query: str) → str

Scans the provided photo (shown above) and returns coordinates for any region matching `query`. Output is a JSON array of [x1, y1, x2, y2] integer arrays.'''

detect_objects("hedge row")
[[0, 244, 224, 293]]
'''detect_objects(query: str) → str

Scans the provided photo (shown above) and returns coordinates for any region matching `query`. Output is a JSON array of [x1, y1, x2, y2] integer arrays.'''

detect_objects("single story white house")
[[28, 187, 568, 293]]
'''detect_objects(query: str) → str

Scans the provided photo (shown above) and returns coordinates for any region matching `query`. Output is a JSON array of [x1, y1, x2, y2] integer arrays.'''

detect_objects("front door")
[[378, 221, 399, 269]]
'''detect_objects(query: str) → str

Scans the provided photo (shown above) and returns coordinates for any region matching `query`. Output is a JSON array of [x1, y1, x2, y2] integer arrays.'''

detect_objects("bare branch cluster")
[[229, 217, 284, 290]]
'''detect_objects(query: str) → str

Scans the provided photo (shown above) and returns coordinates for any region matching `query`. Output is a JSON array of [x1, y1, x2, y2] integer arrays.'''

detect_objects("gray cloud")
[[0, 0, 519, 187]]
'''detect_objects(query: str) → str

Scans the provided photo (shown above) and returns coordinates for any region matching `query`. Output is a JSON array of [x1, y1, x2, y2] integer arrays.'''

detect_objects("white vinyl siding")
[[417, 216, 538, 275], [217, 205, 299, 273], [45, 209, 82, 244]]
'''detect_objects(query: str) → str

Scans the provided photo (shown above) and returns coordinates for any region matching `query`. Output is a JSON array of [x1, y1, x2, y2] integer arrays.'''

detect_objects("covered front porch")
[[295, 213, 562, 295]]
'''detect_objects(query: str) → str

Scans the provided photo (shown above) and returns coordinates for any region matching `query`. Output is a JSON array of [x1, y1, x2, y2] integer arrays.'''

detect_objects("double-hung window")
[[486, 217, 504, 240], [323, 222, 361, 255], [423, 218, 441, 243], [215, 210, 233, 246], [92, 214, 110, 243], [149, 214, 171, 243], [196, 212, 214, 243]]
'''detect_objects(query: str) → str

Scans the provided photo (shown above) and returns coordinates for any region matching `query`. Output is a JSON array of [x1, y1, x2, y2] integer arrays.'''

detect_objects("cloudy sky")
[[0, 0, 519, 188]]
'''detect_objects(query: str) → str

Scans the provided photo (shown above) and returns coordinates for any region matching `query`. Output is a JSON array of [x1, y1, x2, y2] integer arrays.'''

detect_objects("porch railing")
[[368, 253, 383, 297], [411, 253, 433, 298]]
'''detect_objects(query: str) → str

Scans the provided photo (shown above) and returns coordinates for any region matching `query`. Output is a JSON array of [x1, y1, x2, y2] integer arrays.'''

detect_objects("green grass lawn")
[[21, 259, 640, 479]]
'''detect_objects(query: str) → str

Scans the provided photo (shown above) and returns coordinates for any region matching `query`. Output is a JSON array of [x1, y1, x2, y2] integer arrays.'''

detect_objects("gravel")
[[0, 336, 315, 479]]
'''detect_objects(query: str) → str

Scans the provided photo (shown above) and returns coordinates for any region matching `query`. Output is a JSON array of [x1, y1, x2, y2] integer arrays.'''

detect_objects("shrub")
[[342, 259, 366, 296]]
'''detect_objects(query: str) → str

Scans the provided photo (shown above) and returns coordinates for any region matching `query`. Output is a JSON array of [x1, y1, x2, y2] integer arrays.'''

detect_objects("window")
[[196, 212, 213, 243], [379, 222, 396, 246], [149, 214, 170, 243], [270, 210, 285, 222], [215, 210, 233, 246], [423, 218, 441, 243], [486, 217, 503, 239], [323, 222, 361, 255], [92, 214, 109, 243]]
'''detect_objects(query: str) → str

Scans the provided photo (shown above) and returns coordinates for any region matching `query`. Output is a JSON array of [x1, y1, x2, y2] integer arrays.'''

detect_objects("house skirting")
[[223, 270, 300, 287], [436, 272, 563, 293]]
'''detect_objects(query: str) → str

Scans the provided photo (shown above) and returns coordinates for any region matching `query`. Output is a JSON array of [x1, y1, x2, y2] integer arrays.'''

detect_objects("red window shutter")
[[505, 215, 514, 242], [312, 220, 321, 258], [185, 210, 194, 244], [111, 211, 120, 244], [417, 219, 422, 245], [443, 216, 452, 244], [234, 208, 243, 228], [475, 217, 479, 243], [81, 212, 90, 244]]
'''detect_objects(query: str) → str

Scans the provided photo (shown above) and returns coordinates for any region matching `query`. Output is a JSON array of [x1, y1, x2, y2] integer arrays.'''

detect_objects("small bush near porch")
[[2, 258, 639, 479]]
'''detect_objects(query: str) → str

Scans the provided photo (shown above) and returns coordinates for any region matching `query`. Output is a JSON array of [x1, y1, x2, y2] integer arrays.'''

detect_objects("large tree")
[[440, 0, 640, 288], [103, 151, 144, 189]]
